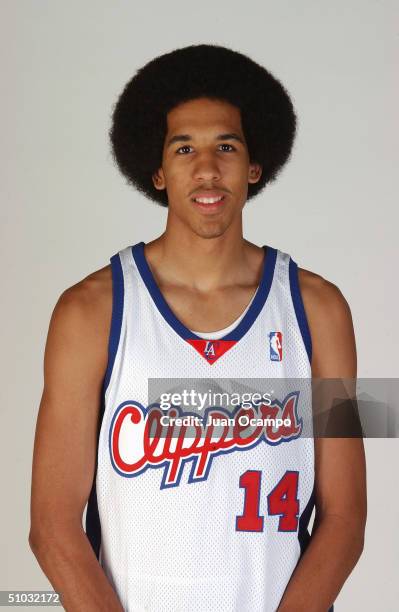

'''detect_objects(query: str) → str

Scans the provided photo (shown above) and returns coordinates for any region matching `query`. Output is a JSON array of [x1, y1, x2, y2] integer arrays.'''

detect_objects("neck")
[[144, 221, 263, 293]]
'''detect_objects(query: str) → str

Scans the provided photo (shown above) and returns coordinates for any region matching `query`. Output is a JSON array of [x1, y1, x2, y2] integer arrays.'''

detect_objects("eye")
[[219, 143, 235, 152], [176, 145, 193, 154], [176, 143, 237, 154]]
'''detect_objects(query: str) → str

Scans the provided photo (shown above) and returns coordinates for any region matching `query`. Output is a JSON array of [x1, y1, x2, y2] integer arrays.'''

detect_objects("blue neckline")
[[131, 242, 277, 344]]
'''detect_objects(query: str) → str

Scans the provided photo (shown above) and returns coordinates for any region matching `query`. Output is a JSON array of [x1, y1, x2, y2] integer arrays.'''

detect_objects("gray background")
[[1, 0, 398, 609]]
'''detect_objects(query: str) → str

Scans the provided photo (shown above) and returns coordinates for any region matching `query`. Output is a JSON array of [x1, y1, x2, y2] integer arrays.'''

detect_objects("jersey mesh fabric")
[[93, 244, 314, 612]]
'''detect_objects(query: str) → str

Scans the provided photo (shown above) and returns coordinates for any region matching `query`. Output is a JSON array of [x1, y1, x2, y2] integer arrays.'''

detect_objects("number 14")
[[236, 470, 300, 532]]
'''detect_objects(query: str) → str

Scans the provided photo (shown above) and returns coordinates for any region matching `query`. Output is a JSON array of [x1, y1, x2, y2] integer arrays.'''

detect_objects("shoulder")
[[55, 264, 112, 322], [64, 263, 111, 302], [297, 267, 356, 377], [47, 265, 112, 365], [297, 266, 352, 325]]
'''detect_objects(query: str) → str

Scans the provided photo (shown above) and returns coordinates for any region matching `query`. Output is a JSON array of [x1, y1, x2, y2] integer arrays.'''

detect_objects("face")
[[152, 97, 262, 239]]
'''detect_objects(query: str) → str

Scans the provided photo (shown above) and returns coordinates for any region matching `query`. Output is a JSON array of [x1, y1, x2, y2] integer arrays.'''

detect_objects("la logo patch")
[[204, 340, 219, 359], [269, 331, 283, 361], [186, 338, 237, 364]]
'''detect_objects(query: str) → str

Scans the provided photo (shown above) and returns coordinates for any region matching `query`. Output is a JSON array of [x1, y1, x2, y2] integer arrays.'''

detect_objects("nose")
[[192, 151, 221, 182]]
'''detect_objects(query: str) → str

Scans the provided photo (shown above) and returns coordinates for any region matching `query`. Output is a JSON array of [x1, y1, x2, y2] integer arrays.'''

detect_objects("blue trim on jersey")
[[298, 485, 315, 554], [85, 384, 106, 561], [85, 253, 124, 561], [297, 488, 335, 611], [131, 241, 277, 343], [102, 253, 124, 394], [289, 258, 312, 364]]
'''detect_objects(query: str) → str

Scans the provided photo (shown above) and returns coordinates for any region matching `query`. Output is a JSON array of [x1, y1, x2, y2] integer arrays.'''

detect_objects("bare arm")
[[277, 272, 367, 612], [29, 270, 124, 612]]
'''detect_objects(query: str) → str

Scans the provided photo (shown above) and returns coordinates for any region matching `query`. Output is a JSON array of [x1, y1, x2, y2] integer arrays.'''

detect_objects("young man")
[[29, 45, 366, 611]]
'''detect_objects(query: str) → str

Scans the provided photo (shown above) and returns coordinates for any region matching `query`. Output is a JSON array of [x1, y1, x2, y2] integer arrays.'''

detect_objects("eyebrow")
[[166, 132, 245, 148]]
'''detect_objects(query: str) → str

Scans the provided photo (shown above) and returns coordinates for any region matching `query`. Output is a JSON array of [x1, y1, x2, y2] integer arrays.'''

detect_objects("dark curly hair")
[[110, 44, 297, 207]]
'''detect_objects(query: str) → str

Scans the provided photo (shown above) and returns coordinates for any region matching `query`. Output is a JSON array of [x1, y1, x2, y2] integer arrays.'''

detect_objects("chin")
[[192, 224, 229, 239]]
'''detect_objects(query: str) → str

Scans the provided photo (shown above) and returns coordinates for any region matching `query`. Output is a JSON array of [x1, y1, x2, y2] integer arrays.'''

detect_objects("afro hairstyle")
[[110, 44, 297, 207]]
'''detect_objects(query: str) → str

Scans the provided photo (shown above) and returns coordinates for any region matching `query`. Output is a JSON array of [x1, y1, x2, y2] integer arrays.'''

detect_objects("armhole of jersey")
[[297, 487, 335, 608], [288, 258, 312, 365], [298, 485, 314, 555], [85, 252, 124, 560], [102, 253, 124, 396]]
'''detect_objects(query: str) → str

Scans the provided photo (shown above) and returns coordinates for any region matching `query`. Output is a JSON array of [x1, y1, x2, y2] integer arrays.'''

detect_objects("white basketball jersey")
[[85, 242, 320, 612]]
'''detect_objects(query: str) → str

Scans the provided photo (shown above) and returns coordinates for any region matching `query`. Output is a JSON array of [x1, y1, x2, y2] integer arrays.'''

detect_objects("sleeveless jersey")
[[85, 241, 319, 612]]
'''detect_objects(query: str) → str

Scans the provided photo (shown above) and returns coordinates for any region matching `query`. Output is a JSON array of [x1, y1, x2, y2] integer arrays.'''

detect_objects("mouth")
[[191, 194, 226, 214]]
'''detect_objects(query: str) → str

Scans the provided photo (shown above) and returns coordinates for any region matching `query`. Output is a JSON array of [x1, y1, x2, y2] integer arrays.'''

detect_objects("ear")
[[152, 167, 166, 191], [248, 162, 262, 184]]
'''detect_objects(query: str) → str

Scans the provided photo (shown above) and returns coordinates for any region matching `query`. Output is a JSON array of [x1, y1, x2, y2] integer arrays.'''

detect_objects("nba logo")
[[269, 332, 283, 361]]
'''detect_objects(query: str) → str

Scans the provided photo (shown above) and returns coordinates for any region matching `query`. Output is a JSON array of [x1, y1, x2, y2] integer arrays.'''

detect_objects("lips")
[[191, 196, 226, 214], [193, 195, 224, 205], [191, 190, 226, 201]]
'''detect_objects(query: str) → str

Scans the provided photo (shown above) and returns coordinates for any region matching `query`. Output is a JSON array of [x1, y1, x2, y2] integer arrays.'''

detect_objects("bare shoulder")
[[297, 267, 352, 323], [45, 264, 112, 376], [55, 264, 112, 321], [297, 267, 356, 377]]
